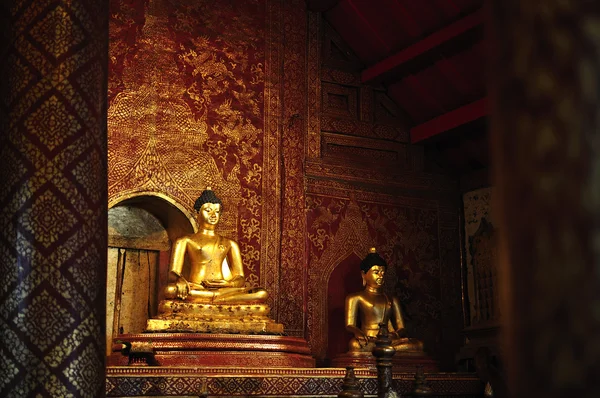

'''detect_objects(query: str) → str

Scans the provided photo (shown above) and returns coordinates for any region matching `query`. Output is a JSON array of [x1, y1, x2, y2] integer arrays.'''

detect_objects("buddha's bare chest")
[[185, 238, 228, 262], [358, 295, 391, 321]]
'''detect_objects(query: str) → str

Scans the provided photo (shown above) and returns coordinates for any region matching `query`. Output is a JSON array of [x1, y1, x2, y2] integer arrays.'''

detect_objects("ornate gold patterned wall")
[[107, 0, 289, 318], [106, 0, 463, 367]]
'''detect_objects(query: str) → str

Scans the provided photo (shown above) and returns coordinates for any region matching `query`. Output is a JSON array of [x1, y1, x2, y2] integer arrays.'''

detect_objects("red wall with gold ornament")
[[107, 0, 463, 370], [107, 0, 304, 324]]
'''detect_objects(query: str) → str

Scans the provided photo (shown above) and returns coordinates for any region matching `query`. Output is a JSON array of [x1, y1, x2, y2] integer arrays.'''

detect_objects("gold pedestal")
[[146, 300, 284, 334]]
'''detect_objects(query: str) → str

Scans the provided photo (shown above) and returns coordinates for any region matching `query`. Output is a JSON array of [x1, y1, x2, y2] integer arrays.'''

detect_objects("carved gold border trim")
[[107, 366, 480, 380], [307, 11, 321, 159], [262, 0, 283, 318]]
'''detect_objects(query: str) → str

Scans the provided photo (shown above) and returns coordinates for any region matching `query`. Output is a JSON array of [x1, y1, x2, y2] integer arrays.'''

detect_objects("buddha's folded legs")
[[164, 283, 215, 301], [391, 337, 424, 352], [348, 336, 424, 353], [349, 337, 371, 351], [163, 283, 268, 304], [212, 287, 269, 304]]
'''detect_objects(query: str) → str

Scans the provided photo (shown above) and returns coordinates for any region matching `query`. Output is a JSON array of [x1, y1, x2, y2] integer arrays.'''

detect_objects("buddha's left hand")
[[202, 279, 231, 288], [390, 328, 408, 339]]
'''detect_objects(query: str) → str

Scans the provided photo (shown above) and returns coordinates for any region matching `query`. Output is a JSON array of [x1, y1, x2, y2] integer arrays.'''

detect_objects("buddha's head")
[[194, 187, 223, 228], [360, 247, 388, 288]]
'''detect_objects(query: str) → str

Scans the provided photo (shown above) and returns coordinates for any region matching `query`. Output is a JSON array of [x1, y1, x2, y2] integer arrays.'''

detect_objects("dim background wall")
[[304, 15, 463, 370]]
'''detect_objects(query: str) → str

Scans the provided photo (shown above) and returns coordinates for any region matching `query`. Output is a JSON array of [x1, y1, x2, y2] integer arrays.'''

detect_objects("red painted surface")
[[410, 97, 488, 143], [323, 0, 486, 130], [361, 9, 483, 84]]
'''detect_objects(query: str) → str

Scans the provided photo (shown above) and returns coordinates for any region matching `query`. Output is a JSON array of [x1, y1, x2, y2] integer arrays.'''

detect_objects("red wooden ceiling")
[[308, 0, 488, 164]]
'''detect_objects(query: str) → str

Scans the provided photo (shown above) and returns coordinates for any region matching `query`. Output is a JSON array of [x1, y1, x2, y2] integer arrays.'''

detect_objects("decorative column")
[[373, 324, 399, 398], [490, 1, 600, 397], [0, 0, 108, 397]]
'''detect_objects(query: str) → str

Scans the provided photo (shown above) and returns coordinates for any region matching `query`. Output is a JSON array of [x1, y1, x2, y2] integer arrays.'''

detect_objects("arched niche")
[[106, 193, 195, 356], [326, 253, 363, 363]]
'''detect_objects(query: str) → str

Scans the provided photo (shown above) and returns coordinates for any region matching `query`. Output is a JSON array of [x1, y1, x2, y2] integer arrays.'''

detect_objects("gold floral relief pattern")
[[107, 0, 274, 290], [306, 192, 442, 361], [0, 0, 108, 396], [306, 11, 321, 159]]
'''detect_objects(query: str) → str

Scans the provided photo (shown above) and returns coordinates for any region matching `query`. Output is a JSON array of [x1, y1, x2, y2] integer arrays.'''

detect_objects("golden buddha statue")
[[163, 187, 268, 304], [345, 248, 423, 353], [146, 188, 282, 334]]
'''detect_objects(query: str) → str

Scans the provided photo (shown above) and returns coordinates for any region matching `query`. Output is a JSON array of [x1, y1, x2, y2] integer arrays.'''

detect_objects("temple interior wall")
[[107, 0, 464, 370]]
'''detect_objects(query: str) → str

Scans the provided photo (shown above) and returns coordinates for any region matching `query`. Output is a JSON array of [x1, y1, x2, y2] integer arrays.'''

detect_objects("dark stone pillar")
[[490, 1, 600, 397], [0, 0, 108, 396]]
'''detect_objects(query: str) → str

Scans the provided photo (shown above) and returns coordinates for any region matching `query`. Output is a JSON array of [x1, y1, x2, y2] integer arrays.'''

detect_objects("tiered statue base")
[[145, 300, 284, 334], [331, 350, 438, 372], [108, 333, 315, 368]]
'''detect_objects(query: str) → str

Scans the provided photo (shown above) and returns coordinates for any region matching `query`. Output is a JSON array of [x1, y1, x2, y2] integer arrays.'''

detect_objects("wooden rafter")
[[410, 97, 487, 143], [306, 0, 340, 12], [361, 8, 483, 84]]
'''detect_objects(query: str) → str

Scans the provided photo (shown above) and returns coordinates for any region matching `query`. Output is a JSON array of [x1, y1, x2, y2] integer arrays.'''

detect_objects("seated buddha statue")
[[146, 188, 282, 334], [163, 187, 268, 304], [345, 248, 423, 353]]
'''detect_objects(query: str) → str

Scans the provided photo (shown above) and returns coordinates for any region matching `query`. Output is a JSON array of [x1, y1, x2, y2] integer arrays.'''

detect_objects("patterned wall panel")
[[304, 15, 463, 368], [107, 0, 284, 313], [279, 0, 308, 335], [106, 367, 483, 398], [0, 0, 108, 396], [106, 367, 483, 397], [321, 132, 408, 167], [322, 82, 359, 119], [306, 11, 322, 160], [463, 187, 498, 325], [311, 18, 411, 171]]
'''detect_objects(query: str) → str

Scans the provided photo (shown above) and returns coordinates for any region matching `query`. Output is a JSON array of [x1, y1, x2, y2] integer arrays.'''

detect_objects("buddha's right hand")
[[175, 278, 190, 300], [355, 332, 369, 348]]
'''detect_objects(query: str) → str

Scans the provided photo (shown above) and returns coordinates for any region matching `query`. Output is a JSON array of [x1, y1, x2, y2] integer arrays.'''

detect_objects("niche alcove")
[[326, 253, 363, 363], [106, 193, 196, 355]]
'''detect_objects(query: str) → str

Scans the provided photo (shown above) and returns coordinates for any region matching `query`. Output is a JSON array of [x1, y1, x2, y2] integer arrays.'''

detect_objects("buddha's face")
[[199, 202, 221, 226], [363, 265, 386, 288]]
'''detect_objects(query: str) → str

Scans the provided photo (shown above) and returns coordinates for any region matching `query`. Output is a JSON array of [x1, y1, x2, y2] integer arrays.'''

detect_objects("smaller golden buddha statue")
[[146, 188, 282, 334], [345, 248, 423, 354]]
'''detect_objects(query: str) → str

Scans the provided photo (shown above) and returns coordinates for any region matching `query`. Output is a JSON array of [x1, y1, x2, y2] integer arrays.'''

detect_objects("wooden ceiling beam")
[[361, 8, 483, 84], [306, 0, 340, 12], [410, 97, 487, 143], [345, 0, 391, 52]]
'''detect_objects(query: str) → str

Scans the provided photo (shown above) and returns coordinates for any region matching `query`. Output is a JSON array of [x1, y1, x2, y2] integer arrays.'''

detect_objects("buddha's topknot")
[[193, 187, 223, 212], [360, 247, 388, 273]]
